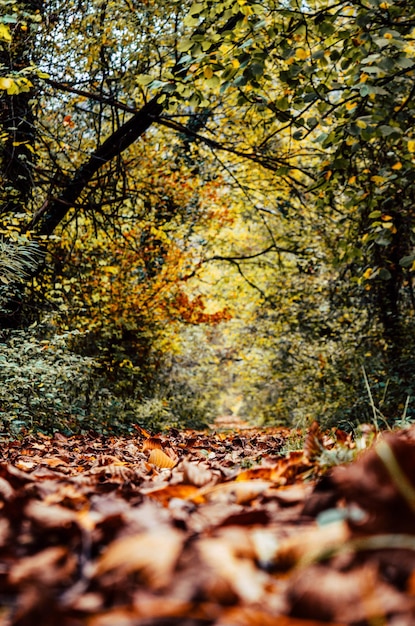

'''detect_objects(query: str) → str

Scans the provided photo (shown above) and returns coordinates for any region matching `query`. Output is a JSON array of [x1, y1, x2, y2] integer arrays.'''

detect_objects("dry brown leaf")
[[236, 467, 276, 482], [68, 592, 103, 613], [25, 499, 78, 529], [42, 456, 69, 468], [0, 462, 35, 488], [147, 448, 177, 469], [132, 591, 193, 619], [132, 424, 152, 438], [182, 460, 213, 487], [218, 607, 347, 626], [86, 607, 141, 626], [0, 476, 14, 500], [197, 479, 273, 505], [89, 464, 137, 481], [236, 455, 311, 486], [270, 451, 311, 484], [15, 459, 37, 472], [91, 454, 124, 467], [304, 421, 325, 461], [94, 529, 184, 589], [272, 484, 309, 505], [274, 521, 350, 569], [142, 437, 164, 451], [332, 431, 415, 533], [3, 426, 415, 626], [288, 563, 413, 623], [197, 536, 268, 603], [9, 546, 76, 586]]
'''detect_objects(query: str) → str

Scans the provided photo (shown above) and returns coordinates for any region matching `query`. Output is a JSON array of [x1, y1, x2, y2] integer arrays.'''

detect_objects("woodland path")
[[1, 423, 415, 625]]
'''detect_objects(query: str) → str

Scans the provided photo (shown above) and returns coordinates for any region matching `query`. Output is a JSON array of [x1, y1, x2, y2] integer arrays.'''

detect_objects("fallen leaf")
[[147, 448, 177, 469], [332, 432, 415, 533], [182, 460, 213, 486], [218, 607, 346, 625], [274, 521, 350, 570], [142, 437, 164, 451], [9, 546, 76, 586], [288, 564, 413, 623], [199, 479, 273, 504], [145, 483, 202, 506], [94, 529, 184, 589]]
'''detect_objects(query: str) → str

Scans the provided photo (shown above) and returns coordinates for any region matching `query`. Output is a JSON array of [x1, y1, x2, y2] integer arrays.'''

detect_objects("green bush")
[[0, 321, 211, 435]]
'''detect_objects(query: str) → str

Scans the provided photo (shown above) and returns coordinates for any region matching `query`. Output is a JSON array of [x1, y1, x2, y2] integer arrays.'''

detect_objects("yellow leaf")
[[371, 175, 386, 184], [363, 268, 373, 280], [295, 48, 309, 60], [0, 24, 11, 42], [348, 176, 356, 184], [0, 77, 13, 91], [203, 65, 213, 79], [346, 101, 357, 110], [5, 81, 20, 95], [408, 140, 415, 153], [391, 162, 402, 170]]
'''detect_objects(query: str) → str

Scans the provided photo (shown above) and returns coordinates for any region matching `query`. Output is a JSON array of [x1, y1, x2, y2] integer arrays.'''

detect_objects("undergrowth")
[[0, 322, 209, 436]]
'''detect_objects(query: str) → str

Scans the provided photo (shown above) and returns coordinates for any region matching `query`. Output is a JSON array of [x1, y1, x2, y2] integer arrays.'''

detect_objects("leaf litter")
[[1, 423, 415, 624]]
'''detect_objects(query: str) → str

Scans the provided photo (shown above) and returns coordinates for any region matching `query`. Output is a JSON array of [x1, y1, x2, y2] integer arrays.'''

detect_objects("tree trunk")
[[30, 97, 164, 236]]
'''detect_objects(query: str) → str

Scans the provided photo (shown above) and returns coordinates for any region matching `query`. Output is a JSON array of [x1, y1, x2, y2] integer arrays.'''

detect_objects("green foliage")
[[0, 320, 210, 435]]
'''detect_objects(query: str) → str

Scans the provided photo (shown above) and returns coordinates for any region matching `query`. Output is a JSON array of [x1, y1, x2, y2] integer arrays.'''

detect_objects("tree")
[[176, 0, 415, 421]]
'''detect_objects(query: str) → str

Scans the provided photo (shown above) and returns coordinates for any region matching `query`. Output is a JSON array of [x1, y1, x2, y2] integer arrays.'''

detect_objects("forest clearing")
[[1, 0, 415, 623]]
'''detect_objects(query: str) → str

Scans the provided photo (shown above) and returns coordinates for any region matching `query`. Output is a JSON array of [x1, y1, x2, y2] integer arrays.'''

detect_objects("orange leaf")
[[145, 484, 202, 506], [143, 437, 164, 451], [236, 467, 275, 482], [133, 424, 152, 438], [148, 448, 176, 469]]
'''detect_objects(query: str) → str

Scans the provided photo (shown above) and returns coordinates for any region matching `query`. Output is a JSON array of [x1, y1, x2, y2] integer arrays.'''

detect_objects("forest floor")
[[1, 419, 415, 625]]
